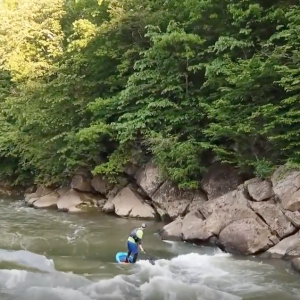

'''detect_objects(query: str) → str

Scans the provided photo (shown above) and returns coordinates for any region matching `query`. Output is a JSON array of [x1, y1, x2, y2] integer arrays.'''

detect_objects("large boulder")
[[91, 175, 111, 195], [200, 162, 245, 200], [25, 185, 53, 203], [244, 178, 274, 201], [71, 174, 94, 193], [219, 218, 276, 255], [32, 192, 59, 209], [181, 210, 206, 241], [111, 187, 157, 219], [266, 232, 300, 258], [197, 188, 263, 236], [284, 211, 300, 228], [151, 181, 207, 219], [158, 218, 183, 241], [249, 200, 296, 239], [135, 161, 165, 196], [56, 189, 104, 212], [158, 210, 210, 242], [271, 167, 300, 211], [35, 185, 53, 197]]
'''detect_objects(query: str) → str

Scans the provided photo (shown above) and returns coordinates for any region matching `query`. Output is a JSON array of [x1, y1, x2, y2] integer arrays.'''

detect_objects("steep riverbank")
[[1, 199, 300, 300]]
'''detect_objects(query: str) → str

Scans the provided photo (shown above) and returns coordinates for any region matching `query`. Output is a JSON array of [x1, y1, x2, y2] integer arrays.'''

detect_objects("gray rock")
[[271, 166, 300, 211], [219, 218, 276, 255], [111, 187, 156, 219], [201, 162, 244, 200], [249, 200, 296, 239], [245, 178, 274, 201], [135, 161, 165, 196]]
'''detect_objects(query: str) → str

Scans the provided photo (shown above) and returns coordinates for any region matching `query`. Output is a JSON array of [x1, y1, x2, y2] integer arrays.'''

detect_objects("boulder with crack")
[[25, 185, 53, 204], [271, 166, 300, 211], [111, 186, 157, 219], [71, 174, 94, 193], [219, 218, 277, 255], [57, 189, 105, 212], [249, 200, 296, 239], [200, 162, 245, 200], [244, 178, 274, 201], [33, 192, 60, 209], [151, 181, 207, 220], [135, 161, 165, 197], [266, 232, 300, 258], [158, 187, 279, 255]]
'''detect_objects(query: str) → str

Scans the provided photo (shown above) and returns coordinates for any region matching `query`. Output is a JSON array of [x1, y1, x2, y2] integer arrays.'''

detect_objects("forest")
[[0, 0, 300, 189]]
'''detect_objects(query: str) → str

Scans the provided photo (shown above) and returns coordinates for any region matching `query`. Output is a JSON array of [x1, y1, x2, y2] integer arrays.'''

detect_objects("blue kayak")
[[115, 252, 133, 264]]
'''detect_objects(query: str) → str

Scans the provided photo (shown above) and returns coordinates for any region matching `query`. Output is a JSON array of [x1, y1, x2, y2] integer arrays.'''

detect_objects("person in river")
[[125, 223, 146, 263]]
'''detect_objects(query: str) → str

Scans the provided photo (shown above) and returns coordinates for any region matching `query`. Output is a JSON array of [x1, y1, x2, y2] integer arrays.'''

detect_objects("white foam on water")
[[0, 249, 55, 272], [24, 286, 92, 300], [0, 269, 27, 289], [0, 251, 300, 300]]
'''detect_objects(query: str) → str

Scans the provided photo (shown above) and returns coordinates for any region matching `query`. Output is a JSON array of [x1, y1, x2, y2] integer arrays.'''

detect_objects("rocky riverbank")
[[16, 160, 300, 272]]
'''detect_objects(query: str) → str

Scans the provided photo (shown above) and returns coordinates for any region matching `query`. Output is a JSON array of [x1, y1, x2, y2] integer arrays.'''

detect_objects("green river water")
[[0, 199, 300, 300]]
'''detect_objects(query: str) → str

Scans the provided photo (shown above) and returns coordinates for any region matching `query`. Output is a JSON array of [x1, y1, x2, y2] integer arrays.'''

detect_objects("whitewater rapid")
[[0, 248, 299, 300]]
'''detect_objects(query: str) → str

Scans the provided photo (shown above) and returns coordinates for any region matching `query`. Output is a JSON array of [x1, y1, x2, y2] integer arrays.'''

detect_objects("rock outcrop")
[[200, 162, 245, 200], [158, 164, 300, 256], [135, 161, 165, 196], [21, 160, 300, 263], [151, 181, 207, 220]]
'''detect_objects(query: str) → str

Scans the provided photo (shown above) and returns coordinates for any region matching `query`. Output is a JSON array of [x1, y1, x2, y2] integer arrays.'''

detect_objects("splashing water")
[[0, 250, 299, 300]]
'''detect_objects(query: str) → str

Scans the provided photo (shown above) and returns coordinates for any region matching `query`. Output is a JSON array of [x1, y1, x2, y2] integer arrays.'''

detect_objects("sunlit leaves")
[[1, 0, 300, 188]]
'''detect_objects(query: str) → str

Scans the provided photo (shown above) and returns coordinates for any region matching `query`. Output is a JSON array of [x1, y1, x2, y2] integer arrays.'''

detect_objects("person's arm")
[[139, 244, 145, 253], [136, 230, 145, 253]]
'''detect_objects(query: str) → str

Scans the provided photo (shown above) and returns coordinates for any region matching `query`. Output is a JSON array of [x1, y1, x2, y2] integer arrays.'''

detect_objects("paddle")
[[142, 251, 156, 265]]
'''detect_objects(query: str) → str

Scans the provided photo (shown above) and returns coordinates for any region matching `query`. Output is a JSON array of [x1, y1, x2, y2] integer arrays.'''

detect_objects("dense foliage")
[[0, 0, 300, 188]]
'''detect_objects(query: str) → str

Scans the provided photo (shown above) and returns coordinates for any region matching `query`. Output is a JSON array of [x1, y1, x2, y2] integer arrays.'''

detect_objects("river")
[[0, 199, 300, 300]]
